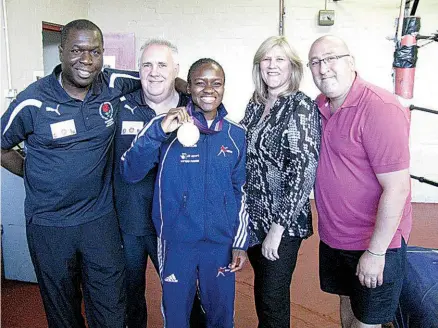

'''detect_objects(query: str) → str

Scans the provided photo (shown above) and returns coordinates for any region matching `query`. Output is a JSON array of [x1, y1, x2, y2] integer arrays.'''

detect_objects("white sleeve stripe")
[[234, 212, 248, 248], [158, 138, 178, 279], [233, 184, 249, 248], [227, 124, 240, 158], [109, 73, 140, 88], [135, 114, 166, 140], [2, 99, 42, 135], [120, 114, 165, 162], [224, 117, 246, 131], [234, 210, 248, 248], [238, 208, 249, 246]]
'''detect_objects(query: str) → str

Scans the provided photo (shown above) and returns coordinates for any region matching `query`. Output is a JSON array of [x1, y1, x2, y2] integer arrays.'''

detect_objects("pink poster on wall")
[[103, 33, 136, 70]]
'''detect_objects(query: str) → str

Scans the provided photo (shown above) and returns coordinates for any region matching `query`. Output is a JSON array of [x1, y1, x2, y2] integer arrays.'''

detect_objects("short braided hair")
[[187, 58, 225, 85]]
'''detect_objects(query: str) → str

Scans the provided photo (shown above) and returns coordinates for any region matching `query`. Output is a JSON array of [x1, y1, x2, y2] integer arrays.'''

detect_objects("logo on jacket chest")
[[180, 152, 200, 164], [46, 104, 61, 116], [218, 145, 233, 157], [99, 102, 114, 127]]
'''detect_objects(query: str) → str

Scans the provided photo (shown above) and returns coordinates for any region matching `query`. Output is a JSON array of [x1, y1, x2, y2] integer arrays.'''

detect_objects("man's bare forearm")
[[368, 171, 410, 254], [1, 148, 24, 177]]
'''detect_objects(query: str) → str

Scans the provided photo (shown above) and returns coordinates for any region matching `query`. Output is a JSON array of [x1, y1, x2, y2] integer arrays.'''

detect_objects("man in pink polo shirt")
[[308, 35, 412, 328]]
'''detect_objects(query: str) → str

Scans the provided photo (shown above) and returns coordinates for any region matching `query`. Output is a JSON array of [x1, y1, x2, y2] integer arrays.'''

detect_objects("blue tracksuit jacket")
[[120, 104, 249, 250]]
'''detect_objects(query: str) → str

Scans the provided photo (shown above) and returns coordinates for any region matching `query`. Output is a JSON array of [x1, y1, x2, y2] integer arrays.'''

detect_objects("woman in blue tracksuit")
[[120, 58, 249, 328]]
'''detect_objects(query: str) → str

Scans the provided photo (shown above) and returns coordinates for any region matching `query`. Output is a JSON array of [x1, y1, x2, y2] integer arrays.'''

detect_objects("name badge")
[[121, 121, 144, 135], [50, 119, 77, 139]]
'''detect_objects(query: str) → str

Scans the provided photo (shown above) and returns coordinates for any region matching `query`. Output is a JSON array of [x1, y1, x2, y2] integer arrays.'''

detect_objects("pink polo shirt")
[[315, 75, 412, 250]]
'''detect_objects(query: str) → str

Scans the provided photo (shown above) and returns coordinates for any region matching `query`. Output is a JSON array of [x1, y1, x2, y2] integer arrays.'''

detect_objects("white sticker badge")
[[50, 119, 77, 139], [121, 121, 144, 135]]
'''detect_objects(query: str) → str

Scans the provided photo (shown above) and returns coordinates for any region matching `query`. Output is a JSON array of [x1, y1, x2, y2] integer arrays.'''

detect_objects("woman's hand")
[[262, 222, 285, 261], [161, 106, 191, 134], [229, 249, 247, 272]]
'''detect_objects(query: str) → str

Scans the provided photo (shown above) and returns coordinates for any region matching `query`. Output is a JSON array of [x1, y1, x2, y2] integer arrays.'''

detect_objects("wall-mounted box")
[[318, 10, 335, 26]]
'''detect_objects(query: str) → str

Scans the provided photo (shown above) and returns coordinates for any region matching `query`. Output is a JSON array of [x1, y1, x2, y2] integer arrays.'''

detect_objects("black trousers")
[[26, 213, 126, 328], [121, 232, 158, 328], [247, 236, 303, 328]]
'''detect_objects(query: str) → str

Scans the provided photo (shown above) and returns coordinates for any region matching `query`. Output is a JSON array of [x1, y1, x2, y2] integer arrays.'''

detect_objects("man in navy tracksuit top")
[[120, 58, 249, 328], [113, 39, 205, 328], [1, 20, 139, 328]]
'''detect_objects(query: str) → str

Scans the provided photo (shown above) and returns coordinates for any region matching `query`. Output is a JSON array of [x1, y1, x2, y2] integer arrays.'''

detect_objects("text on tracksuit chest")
[[34, 100, 117, 144], [175, 143, 235, 166]]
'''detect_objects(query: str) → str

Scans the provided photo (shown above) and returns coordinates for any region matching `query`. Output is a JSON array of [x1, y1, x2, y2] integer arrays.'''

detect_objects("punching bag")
[[393, 16, 420, 99]]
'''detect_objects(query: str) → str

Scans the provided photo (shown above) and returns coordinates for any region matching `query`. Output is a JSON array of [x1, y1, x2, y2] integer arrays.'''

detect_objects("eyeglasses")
[[307, 54, 350, 68]]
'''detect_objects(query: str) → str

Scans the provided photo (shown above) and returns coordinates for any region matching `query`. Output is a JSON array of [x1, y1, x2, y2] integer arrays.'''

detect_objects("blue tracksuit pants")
[[159, 240, 235, 328]]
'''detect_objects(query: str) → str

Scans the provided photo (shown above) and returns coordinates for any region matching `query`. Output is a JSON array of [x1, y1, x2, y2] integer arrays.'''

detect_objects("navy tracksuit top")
[[120, 104, 249, 250], [113, 90, 188, 235], [1, 65, 140, 226]]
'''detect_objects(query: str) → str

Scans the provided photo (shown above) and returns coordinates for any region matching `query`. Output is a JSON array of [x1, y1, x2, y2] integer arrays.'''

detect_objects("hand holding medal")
[[160, 106, 190, 133], [177, 100, 202, 147], [160, 105, 200, 147]]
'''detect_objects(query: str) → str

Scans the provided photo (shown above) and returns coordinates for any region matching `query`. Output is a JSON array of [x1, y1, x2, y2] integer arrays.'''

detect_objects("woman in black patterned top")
[[240, 36, 321, 328]]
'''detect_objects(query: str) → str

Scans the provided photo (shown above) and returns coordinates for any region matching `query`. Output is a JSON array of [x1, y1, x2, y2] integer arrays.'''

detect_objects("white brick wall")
[[1, 0, 87, 107], [2, 0, 437, 201], [88, 0, 279, 122], [90, 0, 438, 202], [286, 0, 438, 202]]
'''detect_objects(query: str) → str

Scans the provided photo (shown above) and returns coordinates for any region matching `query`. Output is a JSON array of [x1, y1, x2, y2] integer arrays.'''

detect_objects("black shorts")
[[319, 239, 406, 325]]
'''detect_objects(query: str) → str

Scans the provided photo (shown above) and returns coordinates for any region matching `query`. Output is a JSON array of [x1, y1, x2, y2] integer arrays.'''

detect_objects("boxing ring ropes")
[[393, 0, 438, 188], [393, 3, 438, 324], [279, 0, 438, 188]]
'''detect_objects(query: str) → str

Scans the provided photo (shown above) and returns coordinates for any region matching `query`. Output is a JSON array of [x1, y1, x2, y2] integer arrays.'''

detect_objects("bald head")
[[308, 35, 356, 107], [309, 35, 351, 61]]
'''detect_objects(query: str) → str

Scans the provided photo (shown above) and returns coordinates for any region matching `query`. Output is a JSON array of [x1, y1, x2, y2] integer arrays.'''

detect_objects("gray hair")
[[138, 38, 179, 68]]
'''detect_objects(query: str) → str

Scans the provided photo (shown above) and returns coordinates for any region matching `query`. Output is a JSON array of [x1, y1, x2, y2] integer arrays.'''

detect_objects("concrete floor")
[[2, 202, 437, 327]]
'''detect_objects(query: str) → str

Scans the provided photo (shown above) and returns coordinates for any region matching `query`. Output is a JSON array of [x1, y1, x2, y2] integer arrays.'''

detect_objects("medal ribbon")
[[186, 99, 223, 134]]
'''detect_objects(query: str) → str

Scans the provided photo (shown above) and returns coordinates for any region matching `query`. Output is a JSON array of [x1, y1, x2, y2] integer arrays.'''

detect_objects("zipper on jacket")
[[203, 136, 208, 241], [183, 193, 187, 208], [224, 192, 232, 234]]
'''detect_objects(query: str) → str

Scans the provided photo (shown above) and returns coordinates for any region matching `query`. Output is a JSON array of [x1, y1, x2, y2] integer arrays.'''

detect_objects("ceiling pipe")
[[2, 0, 12, 90], [279, 0, 285, 36], [397, 0, 406, 42]]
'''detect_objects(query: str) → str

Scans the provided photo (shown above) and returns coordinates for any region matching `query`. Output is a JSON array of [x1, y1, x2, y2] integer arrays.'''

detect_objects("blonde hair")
[[252, 36, 303, 105]]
